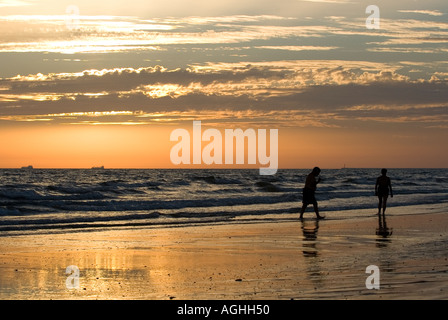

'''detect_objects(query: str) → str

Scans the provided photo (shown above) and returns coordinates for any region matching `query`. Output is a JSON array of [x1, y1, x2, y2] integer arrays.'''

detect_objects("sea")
[[0, 168, 447, 236]]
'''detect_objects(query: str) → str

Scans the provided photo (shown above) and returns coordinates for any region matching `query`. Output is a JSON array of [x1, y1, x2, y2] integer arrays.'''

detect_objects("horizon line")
[[1, 167, 447, 170]]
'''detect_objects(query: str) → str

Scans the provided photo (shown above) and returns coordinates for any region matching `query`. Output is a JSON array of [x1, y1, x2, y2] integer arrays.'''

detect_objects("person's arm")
[[375, 178, 379, 195], [389, 178, 393, 197]]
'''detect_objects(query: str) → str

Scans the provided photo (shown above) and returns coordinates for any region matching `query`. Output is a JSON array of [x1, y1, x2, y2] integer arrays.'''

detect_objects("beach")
[[1, 208, 447, 300], [2, 0, 448, 304]]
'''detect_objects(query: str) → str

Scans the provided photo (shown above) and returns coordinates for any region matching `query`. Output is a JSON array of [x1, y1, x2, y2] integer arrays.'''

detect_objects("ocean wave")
[[191, 175, 243, 185], [44, 194, 296, 212], [0, 168, 447, 235], [0, 212, 160, 228], [0, 188, 43, 200], [0, 207, 22, 216], [255, 181, 281, 192]]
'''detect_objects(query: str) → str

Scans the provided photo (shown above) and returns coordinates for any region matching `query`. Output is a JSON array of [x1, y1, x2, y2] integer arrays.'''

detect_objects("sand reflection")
[[375, 212, 393, 248], [301, 219, 320, 257], [300, 219, 326, 288]]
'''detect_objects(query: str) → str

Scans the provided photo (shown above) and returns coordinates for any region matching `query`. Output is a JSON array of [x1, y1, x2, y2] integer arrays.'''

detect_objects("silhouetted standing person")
[[300, 167, 324, 220], [375, 168, 393, 215]]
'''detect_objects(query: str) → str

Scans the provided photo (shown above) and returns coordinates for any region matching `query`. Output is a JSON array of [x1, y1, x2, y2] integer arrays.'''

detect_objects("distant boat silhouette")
[[91, 166, 105, 169], [21, 165, 33, 170]]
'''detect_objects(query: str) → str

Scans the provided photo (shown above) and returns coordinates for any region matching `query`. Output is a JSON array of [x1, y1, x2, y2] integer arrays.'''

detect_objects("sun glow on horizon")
[[1, 1, 447, 169]]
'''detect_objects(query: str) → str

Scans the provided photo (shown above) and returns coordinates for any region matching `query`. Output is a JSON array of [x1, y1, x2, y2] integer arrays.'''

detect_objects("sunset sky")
[[0, 0, 447, 169]]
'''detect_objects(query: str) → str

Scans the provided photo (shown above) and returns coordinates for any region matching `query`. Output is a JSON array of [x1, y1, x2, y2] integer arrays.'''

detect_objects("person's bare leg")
[[382, 197, 388, 214], [299, 204, 307, 219], [313, 203, 324, 219], [377, 197, 382, 214]]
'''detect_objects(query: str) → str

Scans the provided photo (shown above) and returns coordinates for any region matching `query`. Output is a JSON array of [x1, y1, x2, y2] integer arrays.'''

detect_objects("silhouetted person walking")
[[375, 168, 393, 215], [300, 167, 324, 220]]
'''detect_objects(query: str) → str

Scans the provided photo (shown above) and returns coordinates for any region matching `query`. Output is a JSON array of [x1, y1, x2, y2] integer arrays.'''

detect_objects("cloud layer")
[[1, 4, 447, 129], [1, 61, 447, 129]]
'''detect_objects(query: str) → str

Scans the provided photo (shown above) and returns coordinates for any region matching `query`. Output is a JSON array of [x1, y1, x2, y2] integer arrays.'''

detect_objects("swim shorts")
[[302, 187, 317, 205], [377, 186, 389, 197]]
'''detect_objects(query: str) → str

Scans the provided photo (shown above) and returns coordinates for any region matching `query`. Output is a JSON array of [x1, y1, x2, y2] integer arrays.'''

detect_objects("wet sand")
[[0, 211, 447, 300]]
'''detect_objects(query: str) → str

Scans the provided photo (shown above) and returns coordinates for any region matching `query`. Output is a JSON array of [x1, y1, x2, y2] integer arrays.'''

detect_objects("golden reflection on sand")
[[1, 213, 447, 300]]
